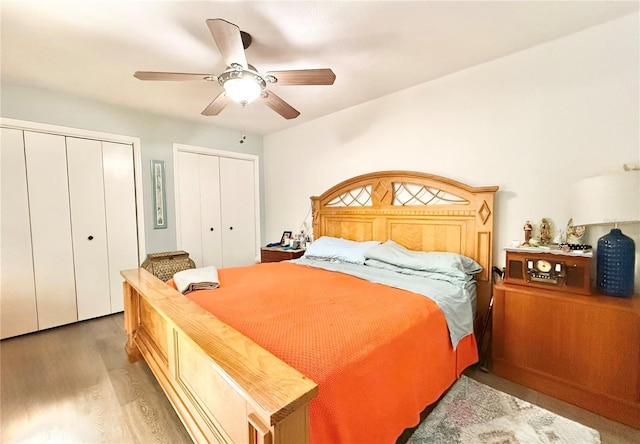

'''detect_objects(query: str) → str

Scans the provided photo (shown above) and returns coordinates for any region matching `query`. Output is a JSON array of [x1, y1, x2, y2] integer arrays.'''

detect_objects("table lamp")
[[571, 170, 640, 297]]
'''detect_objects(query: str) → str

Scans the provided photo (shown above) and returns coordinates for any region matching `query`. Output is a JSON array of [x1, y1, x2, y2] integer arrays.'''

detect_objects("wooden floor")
[[1, 314, 639, 443], [0, 314, 191, 443]]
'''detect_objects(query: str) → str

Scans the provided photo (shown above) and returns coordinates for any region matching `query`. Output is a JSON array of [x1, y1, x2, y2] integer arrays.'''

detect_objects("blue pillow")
[[364, 240, 482, 280], [364, 258, 475, 283], [303, 236, 380, 265]]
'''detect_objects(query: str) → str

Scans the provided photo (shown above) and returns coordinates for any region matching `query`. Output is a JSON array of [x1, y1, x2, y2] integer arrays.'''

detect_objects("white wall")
[[0, 83, 265, 256], [264, 13, 640, 292]]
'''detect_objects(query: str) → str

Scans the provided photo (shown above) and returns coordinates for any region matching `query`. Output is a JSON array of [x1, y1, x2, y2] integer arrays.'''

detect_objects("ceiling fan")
[[134, 18, 336, 120]]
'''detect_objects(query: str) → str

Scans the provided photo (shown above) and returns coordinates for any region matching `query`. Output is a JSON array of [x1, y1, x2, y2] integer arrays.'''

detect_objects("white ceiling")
[[2, 1, 638, 136]]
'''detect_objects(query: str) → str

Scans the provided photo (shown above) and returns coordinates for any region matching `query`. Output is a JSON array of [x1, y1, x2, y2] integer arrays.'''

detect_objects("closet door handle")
[[210, 227, 214, 231], [229, 226, 234, 230], [88, 235, 94, 241]]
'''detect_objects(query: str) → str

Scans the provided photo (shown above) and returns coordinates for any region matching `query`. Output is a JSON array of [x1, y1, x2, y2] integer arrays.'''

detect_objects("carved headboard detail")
[[311, 170, 498, 323]]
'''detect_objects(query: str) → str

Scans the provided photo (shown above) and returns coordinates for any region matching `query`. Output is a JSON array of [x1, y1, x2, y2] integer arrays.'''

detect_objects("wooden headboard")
[[311, 170, 498, 323]]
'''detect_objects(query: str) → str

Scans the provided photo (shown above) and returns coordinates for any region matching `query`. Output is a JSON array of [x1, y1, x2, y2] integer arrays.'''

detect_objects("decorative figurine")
[[523, 220, 533, 245], [553, 228, 566, 244], [566, 218, 586, 244], [539, 218, 551, 245]]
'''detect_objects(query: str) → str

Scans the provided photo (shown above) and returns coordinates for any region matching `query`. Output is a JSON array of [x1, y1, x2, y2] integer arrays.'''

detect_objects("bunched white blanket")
[[173, 266, 220, 294]]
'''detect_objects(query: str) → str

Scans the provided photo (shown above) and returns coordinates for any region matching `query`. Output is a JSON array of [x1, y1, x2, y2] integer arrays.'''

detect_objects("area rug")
[[407, 375, 601, 444]]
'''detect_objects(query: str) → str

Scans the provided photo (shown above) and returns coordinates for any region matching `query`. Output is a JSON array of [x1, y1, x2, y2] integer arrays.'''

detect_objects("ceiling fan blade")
[[201, 92, 233, 116], [265, 69, 336, 86], [134, 71, 217, 81], [261, 91, 300, 120], [207, 18, 247, 69]]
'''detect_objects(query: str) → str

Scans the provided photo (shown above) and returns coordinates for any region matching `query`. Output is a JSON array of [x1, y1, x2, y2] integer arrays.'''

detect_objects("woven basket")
[[141, 250, 196, 281]]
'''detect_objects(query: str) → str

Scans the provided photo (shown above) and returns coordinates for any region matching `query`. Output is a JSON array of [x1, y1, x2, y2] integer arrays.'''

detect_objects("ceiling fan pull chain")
[[239, 103, 248, 144]]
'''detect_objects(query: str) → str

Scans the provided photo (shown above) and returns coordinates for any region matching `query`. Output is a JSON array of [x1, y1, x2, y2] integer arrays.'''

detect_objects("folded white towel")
[[173, 266, 220, 294]]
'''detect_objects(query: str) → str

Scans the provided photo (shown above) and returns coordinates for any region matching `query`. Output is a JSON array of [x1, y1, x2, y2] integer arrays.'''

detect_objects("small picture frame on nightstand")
[[280, 230, 292, 245]]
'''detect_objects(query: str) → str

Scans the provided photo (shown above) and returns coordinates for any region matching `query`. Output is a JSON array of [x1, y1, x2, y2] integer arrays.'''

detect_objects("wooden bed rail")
[[122, 268, 318, 444]]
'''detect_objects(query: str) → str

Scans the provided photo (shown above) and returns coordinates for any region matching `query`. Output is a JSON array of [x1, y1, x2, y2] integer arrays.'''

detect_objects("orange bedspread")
[[180, 262, 478, 443]]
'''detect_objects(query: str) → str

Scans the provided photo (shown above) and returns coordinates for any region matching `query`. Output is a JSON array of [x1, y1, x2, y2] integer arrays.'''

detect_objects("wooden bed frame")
[[122, 170, 497, 444]]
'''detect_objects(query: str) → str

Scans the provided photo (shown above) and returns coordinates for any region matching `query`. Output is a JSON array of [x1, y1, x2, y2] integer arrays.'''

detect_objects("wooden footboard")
[[121, 268, 318, 444]]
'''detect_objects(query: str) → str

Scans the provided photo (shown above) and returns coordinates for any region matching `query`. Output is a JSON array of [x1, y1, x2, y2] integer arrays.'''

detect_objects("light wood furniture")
[[311, 170, 498, 323], [1, 122, 141, 339], [260, 247, 305, 263], [122, 170, 498, 443], [174, 145, 260, 269], [492, 281, 640, 429]]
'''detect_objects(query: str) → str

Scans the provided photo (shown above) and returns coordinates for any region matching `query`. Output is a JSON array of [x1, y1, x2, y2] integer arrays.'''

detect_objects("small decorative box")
[[141, 250, 196, 281]]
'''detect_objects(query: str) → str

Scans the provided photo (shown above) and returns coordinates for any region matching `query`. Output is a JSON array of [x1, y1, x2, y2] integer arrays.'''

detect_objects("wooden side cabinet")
[[492, 282, 640, 429], [260, 247, 305, 263]]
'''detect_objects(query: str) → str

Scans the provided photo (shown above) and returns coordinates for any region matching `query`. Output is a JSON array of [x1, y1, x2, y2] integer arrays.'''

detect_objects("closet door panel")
[[200, 155, 223, 268], [1, 128, 38, 338], [219, 157, 257, 267], [103, 142, 139, 313], [24, 131, 77, 329], [66, 137, 111, 320], [177, 151, 204, 267]]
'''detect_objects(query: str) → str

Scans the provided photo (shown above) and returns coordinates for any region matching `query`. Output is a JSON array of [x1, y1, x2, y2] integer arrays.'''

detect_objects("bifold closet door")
[[67, 139, 138, 317], [177, 151, 223, 268], [176, 150, 256, 269], [219, 157, 256, 267], [66, 137, 111, 320], [102, 142, 139, 313], [177, 151, 204, 268], [199, 155, 223, 268], [1, 126, 139, 337], [23, 131, 77, 330], [1, 128, 38, 339]]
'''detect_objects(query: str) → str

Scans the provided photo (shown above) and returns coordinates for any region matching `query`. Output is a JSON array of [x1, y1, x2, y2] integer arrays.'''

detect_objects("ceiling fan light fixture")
[[219, 67, 265, 105], [223, 77, 262, 104], [134, 19, 335, 119]]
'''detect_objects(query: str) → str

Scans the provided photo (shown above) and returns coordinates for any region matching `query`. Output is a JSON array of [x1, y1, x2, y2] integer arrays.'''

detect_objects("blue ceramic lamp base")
[[596, 228, 635, 297]]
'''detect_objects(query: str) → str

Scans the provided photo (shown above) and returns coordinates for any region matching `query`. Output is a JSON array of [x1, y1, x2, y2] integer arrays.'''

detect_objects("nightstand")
[[492, 281, 640, 428], [260, 247, 305, 263]]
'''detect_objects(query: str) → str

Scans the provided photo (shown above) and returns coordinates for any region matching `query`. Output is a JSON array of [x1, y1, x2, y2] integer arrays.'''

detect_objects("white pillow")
[[303, 236, 380, 265]]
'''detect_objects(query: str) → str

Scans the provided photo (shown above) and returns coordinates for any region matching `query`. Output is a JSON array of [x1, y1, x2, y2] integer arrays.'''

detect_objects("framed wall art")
[[151, 159, 167, 229]]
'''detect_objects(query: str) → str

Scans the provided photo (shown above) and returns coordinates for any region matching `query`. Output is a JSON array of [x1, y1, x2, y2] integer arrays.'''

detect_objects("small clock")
[[536, 259, 552, 273]]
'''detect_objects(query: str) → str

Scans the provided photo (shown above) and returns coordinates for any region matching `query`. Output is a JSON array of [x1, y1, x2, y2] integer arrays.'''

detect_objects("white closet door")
[[200, 155, 223, 268], [219, 157, 257, 267], [1, 128, 38, 338], [66, 137, 111, 321], [24, 131, 77, 329], [177, 151, 205, 267], [103, 142, 139, 313]]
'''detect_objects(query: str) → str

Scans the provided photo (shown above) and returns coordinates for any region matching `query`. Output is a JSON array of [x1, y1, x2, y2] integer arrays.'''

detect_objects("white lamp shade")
[[223, 77, 262, 104], [570, 171, 640, 226]]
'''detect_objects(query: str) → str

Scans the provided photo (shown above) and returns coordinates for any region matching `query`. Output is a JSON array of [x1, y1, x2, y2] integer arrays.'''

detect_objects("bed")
[[121, 170, 498, 444]]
